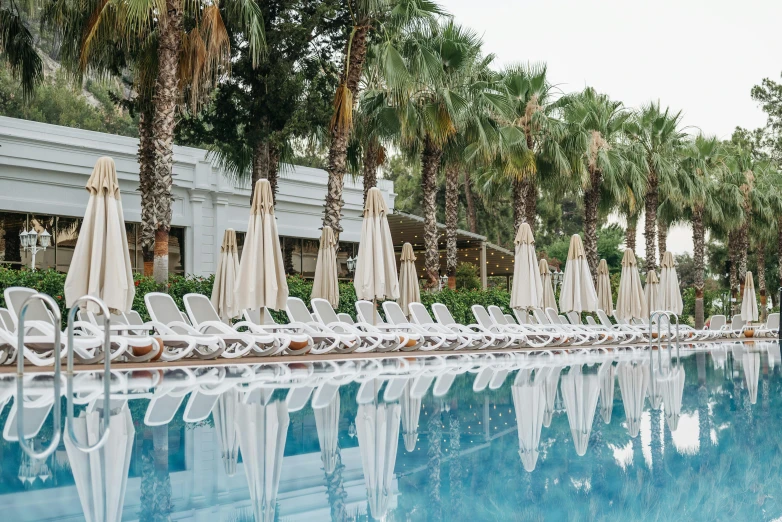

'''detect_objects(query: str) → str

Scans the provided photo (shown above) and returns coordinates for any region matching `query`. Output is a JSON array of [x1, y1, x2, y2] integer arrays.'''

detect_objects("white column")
[[213, 196, 230, 272], [188, 192, 206, 275]]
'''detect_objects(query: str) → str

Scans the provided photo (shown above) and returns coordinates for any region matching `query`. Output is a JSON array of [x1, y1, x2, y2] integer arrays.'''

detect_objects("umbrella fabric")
[[644, 361, 664, 410], [617, 362, 649, 438], [657, 251, 683, 315], [354, 187, 399, 301], [743, 350, 761, 405], [211, 229, 241, 322], [235, 179, 288, 311], [561, 366, 600, 456], [314, 393, 340, 474], [398, 243, 421, 318], [598, 361, 615, 424], [511, 370, 546, 472], [539, 259, 558, 312], [511, 223, 544, 310], [645, 270, 661, 315], [356, 402, 402, 520], [615, 249, 647, 321], [65, 157, 134, 314], [741, 271, 759, 322], [596, 259, 613, 314], [400, 380, 422, 453], [659, 366, 685, 431], [64, 404, 135, 522], [236, 400, 289, 522], [312, 226, 340, 308], [542, 366, 562, 428], [559, 235, 598, 313], [213, 389, 240, 477]]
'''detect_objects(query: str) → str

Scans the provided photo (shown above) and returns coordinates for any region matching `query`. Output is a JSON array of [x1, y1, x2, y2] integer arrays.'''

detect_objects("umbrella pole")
[[373, 298, 377, 326]]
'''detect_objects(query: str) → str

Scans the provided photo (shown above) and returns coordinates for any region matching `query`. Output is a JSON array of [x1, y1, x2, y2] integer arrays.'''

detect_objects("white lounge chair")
[[244, 306, 338, 355], [144, 292, 226, 359], [287, 297, 361, 353], [471, 305, 528, 348], [311, 298, 401, 352], [356, 300, 428, 351], [430, 303, 501, 349], [382, 301, 452, 350]]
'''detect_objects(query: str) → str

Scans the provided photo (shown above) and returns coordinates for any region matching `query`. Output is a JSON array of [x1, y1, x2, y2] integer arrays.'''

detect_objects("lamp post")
[[551, 268, 564, 290], [20, 228, 51, 270], [346, 255, 357, 274]]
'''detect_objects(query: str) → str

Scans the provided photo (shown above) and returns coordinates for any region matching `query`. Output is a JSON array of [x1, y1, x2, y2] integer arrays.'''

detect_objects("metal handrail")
[[16, 293, 62, 459], [650, 310, 680, 372], [65, 296, 112, 453]]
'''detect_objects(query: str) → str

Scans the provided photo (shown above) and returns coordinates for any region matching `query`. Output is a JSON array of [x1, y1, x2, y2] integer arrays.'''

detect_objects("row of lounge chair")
[[0, 286, 778, 366]]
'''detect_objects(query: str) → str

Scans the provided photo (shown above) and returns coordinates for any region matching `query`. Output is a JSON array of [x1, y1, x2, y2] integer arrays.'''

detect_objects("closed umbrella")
[[559, 235, 598, 313], [356, 402, 401, 520], [741, 271, 758, 322], [617, 362, 648, 438], [211, 229, 240, 322], [65, 157, 134, 314], [743, 350, 760, 405], [312, 225, 340, 308], [65, 403, 135, 522], [236, 399, 289, 522], [659, 366, 685, 431], [235, 179, 288, 312], [511, 370, 546, 472], [400, 380, 421, 453], [596, 259, 613, 314], [397, 243, 420, 318], [314, 393, 340, 474], [658, 251, 683, 315], [561, 366, 600, 456], [213, 388, 240, 477], [511, 223, 544, 310], [542, 365, 562, 428], [598, 361, 615, 424], [645, 361, 663, 410], [539, 259, 558, 312], [645, 270, 661, 315], [616, 249, 647, 321]]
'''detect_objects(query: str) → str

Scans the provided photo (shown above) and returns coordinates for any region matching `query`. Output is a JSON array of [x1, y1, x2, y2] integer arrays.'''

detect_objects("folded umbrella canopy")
[[511, 369, 546, 472], [561, 366, 600, 456], [645, 270, 661, 315], [511, 223, 544, 310], [658, 251, 683, 315], [617, 361, 649, 438], [542, 365, 563, 427], [213, 388, 240, 477], [598, 361, 615, 424], [397, 243, 421, 318], [356, 401, 402, 520], [741, 271, 759, 322], [659, 365, 685, 431], [400, 380, 422, 453], [615, 249, 647, 321], [596, 259, 613, 314], [312, 225, 340, 308], [314, 393, 340, 474], [743, 350, 760, 405], [235, 179, 288, 312], [65, 157, 134, 313], [559, 235, 598, 313], [539, 259, 558, 312], [211, 229, 240, 322], [64, 403, 135, 522], [355, 187, 399, 305]]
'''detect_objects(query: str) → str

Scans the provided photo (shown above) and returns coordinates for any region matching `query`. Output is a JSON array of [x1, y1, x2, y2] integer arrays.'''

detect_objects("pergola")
[[386, 211, 515, 289]]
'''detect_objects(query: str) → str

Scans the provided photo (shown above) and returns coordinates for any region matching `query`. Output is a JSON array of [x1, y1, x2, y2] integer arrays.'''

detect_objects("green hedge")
[[0, 268, 514, 326]]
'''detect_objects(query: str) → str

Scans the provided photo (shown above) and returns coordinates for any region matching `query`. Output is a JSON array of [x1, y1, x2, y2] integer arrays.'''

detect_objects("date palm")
[[0, 0, 43, 98]]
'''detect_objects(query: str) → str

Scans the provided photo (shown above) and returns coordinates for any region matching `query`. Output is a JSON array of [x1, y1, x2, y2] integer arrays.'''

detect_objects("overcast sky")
[[439, 0, 782, 256]]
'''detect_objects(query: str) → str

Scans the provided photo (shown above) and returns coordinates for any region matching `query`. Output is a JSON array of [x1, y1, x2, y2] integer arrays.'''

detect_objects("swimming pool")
[[1, 341, 779, 521]]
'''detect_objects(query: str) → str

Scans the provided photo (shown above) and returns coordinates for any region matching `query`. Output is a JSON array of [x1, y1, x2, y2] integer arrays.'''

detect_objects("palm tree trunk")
[[138, 106, 155, 276], [583, 168, 601, 282], [445, 164, 459, 285], [626, 214, 637, 252], [658, 222, 668, 258], [251, 136, 270, 200], [422, 137, 443, 289], [778, 217, 782, 298], [524, 177, 537, 234], [323, 24, 369, 234], [512, 177, 526, 233], [644, 173, 658, 272], [362, 139, 379, 205], [150, 0, 183, 284], [729, 231, 739, 314], [427, 404, 443, 522], [758, 240, 767, 321], [268, 144, 280, 204], [464, 170, 477, 233], [325, 450, 348, 522], [692, 209, 705, 329]]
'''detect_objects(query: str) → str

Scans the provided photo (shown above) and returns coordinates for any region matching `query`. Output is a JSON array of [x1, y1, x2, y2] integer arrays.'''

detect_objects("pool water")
[[1, 341, 780, 521]]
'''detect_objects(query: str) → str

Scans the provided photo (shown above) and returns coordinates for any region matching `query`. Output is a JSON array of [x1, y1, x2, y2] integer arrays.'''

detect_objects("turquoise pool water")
[[0, 341, 779, 521]]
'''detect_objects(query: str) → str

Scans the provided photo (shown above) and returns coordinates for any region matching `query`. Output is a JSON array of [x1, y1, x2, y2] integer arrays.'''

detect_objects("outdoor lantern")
[[346, 255, 356, 273], [19, 229, 31, 248], [27, 229, 38, 247], [552, 268, 564, 288], [38, 229, 51, 249]]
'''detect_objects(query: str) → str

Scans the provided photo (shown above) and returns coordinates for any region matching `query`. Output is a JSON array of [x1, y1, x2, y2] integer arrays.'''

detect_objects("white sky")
[[439, 0, 782, 255]]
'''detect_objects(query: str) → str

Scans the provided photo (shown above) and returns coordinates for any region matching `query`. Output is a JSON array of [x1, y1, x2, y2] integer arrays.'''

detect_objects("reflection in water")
[[2, 341, 782, 520]]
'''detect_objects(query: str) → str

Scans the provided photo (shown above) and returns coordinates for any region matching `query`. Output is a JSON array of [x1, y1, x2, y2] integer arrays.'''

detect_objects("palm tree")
[[0, 1, 43, 98], [625, 102, 686, 272]]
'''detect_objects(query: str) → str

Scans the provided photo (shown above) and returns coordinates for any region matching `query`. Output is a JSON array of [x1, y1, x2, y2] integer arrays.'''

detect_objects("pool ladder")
[[648, 311, 680, 395]]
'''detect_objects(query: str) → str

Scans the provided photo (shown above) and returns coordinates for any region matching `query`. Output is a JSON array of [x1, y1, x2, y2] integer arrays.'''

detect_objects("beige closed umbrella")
[[398, 243, 420, 318], [659, 366, 685, 431], [559, 235, 598, 313], [658, 251, 683, 314], [615, 249, 647, 321], [596, 259, 613, 314], [511, 370, 546, 472], [645, 270, 661, 314], [354, 188, 399, 319], [235, 179, 288, 312], [211, 229, 240, 322], [741, 271, 759, 322], [65, 157, 134, 314], [539, 259, 558, 312], [561, 365, 600, 456], [312, 226, 340, 308], [511, 223, 544, 310], [617, 361, 648, 438], [314, 394, 340, 474]]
